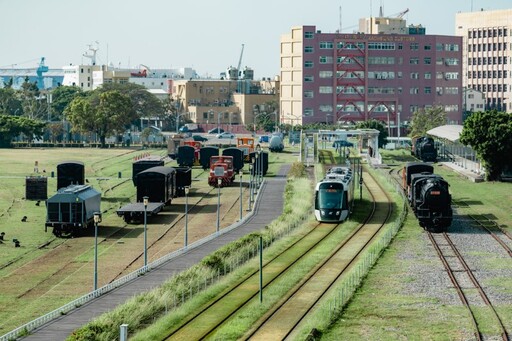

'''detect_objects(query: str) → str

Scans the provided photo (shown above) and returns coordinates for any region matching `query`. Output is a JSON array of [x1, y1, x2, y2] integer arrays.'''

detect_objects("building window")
[[424, 44, 432, 50], [319, 41, 334, 49], [410, 58, 419, 65], [398, 43, 403, 50], [424, 57, 431, 65], [305, 61, 314, 68], [410, 43, 419, 50], [319, 105, 333, 112], [304, 108, 314, 116], [305, 31, 314, 39], [304, 90, 314, 98], [424, 87, 432, 94], [304, 75, 314, 82], [425, 72, 432, 79], [319, 56, 333, 64], [319, 86, 333, 94], [305, 46, 314, 53], [319, 71, 333, 78], [410, 87, 419, 94], [410, 72, 419, 79]]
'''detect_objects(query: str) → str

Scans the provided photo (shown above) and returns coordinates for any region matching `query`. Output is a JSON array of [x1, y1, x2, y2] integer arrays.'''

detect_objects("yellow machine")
[[236, 137, 255, 162]]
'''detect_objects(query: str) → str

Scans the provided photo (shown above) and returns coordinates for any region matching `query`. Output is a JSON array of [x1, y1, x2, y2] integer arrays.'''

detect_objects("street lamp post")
[[239, 170, 243, 220], [247, 163, 253, 211], [93, 212, 101, 291], [143, 196, 148, 268], [254, 154, 259, 190], [216, 178, 222, 234], [184, 186, 190, 249]]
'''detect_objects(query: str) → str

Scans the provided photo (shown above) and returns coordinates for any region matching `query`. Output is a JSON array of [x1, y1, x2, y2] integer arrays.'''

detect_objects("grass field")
[[0, 146, 300, 335]]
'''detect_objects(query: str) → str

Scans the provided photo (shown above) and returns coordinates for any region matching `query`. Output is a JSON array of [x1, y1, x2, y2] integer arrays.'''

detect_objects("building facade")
[[169, 78, 279, 128], [455, 8, 512, 113], [280, 25, 463, 127]]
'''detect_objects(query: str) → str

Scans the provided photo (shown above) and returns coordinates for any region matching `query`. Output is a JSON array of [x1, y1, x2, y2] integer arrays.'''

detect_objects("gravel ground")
[[399, 207, 512, 309]]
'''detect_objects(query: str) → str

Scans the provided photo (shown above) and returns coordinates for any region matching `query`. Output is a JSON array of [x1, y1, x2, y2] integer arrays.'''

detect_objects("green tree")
[[0, 87, 23, 115], [356, 119, 388, 148], [66, 90, 134, 147], [0, 114, 46, 147], [99, 83, 165, 128], [409, 106, 446, 137], [50, 85, 83, 119], [459, 110, 512, 181]]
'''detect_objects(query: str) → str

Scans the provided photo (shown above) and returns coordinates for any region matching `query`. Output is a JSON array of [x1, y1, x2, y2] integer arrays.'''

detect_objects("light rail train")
[[314, 166, 354, 222]]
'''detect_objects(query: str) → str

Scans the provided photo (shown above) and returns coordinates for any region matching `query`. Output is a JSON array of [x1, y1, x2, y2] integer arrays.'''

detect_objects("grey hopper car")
[[46, 184, 101, 237]]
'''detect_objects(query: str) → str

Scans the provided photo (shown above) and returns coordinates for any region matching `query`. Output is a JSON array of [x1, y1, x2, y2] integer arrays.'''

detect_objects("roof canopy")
[[427, 125, 463, 142]]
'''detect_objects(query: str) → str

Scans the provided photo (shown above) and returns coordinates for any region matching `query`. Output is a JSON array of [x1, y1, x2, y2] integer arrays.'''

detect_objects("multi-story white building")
[[456, 8, 512, 113]]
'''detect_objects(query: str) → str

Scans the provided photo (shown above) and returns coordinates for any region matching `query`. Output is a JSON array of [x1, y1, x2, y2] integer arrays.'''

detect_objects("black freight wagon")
[[132, 156, 165, 186], [249, 151, 268, 176], [175, 167, 192, 197], [199, 146, 219, 170], [222, 147, 244, 173], [136, 166, 176, 205], [177, 145, 195, 167], [57, 161, 85, 190]]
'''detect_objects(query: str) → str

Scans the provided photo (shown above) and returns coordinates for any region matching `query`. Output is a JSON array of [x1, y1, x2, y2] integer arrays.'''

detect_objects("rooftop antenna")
[[83, 41, 99, 66], [339, 5, 342, 33]]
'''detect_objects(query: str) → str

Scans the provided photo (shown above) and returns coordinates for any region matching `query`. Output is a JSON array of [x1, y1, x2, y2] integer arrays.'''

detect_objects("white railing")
[[1, 181, 265, 341]]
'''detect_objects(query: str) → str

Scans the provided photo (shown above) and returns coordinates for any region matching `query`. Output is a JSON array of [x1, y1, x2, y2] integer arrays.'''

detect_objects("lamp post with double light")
[[254, 153, 260, 190], [239, 170, 243, 220], [184, 186, 190, 249], [93, 212, 101, 291], [247, 163, 253, 211], [143, 196, 148, 267], [216, 178, 222, 234]]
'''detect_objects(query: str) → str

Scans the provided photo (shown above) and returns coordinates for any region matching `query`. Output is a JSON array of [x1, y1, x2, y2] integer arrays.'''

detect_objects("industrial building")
[[280, 13, 463, 130], [455, 8, 512, 113]]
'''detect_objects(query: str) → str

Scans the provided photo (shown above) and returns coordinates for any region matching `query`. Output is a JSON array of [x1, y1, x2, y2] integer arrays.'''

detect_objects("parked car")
[[208, 128, 225, 134], [216, 132, 235, 139], [258, 135, 270, 143], [192, 135, 208, 142]]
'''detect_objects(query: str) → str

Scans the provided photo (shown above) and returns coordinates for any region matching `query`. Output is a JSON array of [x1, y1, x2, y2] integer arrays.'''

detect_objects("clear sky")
[[1, 0, 511, 79]]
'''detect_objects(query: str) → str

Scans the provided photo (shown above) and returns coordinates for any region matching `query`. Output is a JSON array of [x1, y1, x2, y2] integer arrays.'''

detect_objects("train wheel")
[[53, 226, 62, 238]]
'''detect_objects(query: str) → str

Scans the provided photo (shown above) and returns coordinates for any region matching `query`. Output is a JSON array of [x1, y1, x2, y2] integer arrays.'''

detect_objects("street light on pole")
[[143, 196, 148, 268], [93, 212, 101, 291], [239, 170, 243, 220], [184, 186, 190, 249], [216, 178, 222, 234], [247, 163, 253, 211]]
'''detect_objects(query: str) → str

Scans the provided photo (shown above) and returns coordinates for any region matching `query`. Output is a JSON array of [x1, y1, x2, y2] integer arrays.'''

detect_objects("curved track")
[[161, 167, 392, 340], [244, 167, 393, 340]]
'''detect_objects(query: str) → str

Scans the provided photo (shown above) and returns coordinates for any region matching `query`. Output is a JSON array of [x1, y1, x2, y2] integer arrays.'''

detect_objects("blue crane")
[[36, 57, 49, 89]]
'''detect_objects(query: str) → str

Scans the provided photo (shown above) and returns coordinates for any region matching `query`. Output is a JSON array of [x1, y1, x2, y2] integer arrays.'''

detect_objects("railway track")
[[160, 167, 392, 340], [427, 232, 510, 341]]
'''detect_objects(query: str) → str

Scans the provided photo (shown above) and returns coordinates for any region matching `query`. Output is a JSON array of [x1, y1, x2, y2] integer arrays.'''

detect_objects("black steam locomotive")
[[403, 162, 452, 232], [412, 136, 437, 162]]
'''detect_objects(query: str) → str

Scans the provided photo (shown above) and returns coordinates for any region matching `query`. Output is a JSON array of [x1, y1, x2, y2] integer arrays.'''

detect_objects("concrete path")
[[22, 165, 290, 340]]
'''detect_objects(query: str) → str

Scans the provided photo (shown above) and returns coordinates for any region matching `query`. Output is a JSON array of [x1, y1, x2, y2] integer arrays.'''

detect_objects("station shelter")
[[426, 125, 483, 176], [317, 129, 381, 165]]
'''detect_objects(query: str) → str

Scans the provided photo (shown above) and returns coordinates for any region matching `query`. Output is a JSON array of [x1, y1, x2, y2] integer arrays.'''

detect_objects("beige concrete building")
[[168, 78, 279, 127], [62, 64, 130, 91], [455, 8, 512, 113]]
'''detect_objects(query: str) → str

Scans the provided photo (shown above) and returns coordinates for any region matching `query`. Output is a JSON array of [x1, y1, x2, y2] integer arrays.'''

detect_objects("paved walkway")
[[23, 166, 291, 340]]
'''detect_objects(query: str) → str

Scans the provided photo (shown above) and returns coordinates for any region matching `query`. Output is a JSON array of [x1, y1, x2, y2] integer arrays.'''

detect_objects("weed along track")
[[244, 167, 393, 340], [162, 168, 392, 341], [428, 232, 510, 340]]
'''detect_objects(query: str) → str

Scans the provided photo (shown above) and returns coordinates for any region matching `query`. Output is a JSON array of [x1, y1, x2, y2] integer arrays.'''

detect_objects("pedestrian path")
[[21, 165, 291, 340]]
